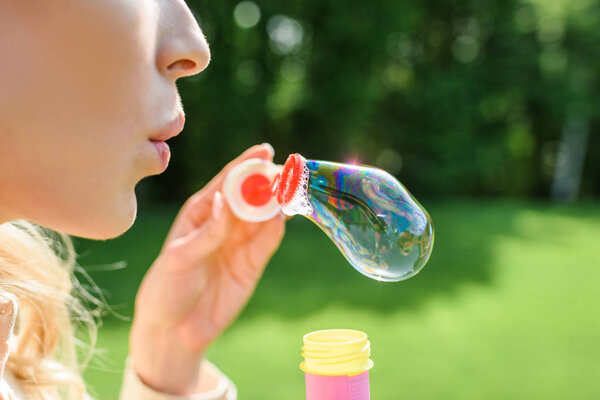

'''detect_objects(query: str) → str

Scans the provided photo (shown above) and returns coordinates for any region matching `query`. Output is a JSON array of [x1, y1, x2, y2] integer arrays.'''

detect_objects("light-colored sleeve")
[[119, 356, 237, 400]]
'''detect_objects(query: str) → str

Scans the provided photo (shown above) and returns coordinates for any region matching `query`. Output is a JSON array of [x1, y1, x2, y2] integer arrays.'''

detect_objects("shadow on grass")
[[242, 200, 517, 319], [74, 200, 575, 323]]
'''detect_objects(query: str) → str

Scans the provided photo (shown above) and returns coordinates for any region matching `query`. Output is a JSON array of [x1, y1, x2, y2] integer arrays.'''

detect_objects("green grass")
[[78, 201, 600, 399]]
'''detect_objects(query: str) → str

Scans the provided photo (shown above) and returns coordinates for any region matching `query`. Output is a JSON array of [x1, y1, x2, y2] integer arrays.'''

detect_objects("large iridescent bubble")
[[274, 154, 434, 282]]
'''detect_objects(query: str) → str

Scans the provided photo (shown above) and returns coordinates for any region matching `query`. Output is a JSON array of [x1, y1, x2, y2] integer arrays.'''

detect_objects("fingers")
[[165, 144, 275, 244], [246, 212, 286, 271], [0, 293, 18, 380], [188, 143, 275, 205], [164, 191, 233, 271], [180, 196, 212, 232]]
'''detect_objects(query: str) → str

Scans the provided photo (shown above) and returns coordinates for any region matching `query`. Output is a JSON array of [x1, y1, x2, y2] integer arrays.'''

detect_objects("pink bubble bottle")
[[300, 329, 373, 400]]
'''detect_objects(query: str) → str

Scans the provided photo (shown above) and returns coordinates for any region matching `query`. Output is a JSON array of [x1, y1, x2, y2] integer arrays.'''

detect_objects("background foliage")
[[142, 0, 599, 205]]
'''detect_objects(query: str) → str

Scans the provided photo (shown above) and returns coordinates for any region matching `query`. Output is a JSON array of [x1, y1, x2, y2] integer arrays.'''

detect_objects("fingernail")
[[261, 143, 275, 157], [212, 191, 223, 220]]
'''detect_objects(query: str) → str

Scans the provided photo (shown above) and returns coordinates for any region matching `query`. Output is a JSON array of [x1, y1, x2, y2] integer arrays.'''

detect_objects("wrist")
[[129, 322, 206, 396]]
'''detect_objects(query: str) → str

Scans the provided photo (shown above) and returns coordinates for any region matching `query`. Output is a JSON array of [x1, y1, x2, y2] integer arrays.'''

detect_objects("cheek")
[[0, 0, 161, 238], [47, 134, 152, 231], [0, 0, 159, 145]]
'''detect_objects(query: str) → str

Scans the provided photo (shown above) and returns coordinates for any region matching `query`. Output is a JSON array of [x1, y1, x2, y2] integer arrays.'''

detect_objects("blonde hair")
[[0, 220, 105, 400]]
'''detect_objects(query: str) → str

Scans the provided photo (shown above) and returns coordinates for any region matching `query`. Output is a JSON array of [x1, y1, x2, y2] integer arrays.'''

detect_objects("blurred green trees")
[[146, 0, 599, 203]]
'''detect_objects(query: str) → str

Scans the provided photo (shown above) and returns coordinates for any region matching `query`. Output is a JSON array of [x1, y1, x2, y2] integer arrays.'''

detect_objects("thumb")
[[164, 191, 232, 271], [0, 293, 18, 380]]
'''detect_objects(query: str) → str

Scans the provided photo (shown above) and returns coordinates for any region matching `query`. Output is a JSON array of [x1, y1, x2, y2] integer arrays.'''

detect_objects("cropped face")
[[0, 0, 210, 239]]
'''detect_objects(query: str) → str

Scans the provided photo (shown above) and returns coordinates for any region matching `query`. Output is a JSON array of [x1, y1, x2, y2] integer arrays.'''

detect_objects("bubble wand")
[[224, 153, 434, 281]]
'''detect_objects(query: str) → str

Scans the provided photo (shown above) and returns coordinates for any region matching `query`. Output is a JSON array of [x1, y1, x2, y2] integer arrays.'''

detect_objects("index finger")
[[186, 143, 275, 206], [165, 144, 276, 246]]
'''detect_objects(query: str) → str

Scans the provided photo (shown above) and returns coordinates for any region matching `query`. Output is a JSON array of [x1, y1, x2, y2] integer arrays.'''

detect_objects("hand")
[[0, 293, 17, 400], [129, 144, 286, 395]]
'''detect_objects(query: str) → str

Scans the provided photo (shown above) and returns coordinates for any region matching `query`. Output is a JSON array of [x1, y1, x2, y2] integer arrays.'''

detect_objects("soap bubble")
[[276, 154, 434, 282]]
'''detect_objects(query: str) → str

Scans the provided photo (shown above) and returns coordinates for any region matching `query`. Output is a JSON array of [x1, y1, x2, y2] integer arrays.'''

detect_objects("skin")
[[0, 0, 285, 395]]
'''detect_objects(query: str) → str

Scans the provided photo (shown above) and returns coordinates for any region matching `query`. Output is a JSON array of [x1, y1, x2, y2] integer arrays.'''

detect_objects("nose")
[[156, 0, 211, 81]]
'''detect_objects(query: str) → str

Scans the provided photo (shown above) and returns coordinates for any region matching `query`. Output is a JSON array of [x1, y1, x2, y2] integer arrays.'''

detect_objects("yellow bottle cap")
[[300, 329, 374, 376]]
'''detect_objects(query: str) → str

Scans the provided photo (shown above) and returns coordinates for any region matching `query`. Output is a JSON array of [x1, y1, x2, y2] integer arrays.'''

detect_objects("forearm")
[[129, 321, 208, 395]]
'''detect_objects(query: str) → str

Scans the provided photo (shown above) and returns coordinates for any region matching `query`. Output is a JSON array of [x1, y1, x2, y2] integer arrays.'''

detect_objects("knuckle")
[[160, 243, 192, 268]]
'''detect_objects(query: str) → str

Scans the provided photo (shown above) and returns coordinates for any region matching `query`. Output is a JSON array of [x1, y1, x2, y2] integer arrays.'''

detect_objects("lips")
[[151, 140, 171, 173], [149, 112, 185, 142], [147, 112, 185, 173]]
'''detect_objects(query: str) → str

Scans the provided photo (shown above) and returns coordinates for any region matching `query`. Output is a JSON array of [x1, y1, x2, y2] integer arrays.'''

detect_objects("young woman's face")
[[0, 0, 209, 239]]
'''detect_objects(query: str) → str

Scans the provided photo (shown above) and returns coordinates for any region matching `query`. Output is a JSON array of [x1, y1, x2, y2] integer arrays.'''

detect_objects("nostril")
[[167, 59, 197, 73]]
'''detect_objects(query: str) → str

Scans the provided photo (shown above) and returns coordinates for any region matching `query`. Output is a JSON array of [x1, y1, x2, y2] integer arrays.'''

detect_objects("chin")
[[91, 214, 136, 240], [68, 195, 138, 240]]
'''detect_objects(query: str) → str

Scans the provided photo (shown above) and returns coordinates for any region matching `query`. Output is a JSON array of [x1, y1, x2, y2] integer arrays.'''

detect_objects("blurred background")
[[78, 0, 599, 398]]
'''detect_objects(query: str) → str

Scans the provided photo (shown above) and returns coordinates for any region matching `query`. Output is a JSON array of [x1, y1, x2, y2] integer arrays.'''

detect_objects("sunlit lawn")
[[79, 201, 600, 399]]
